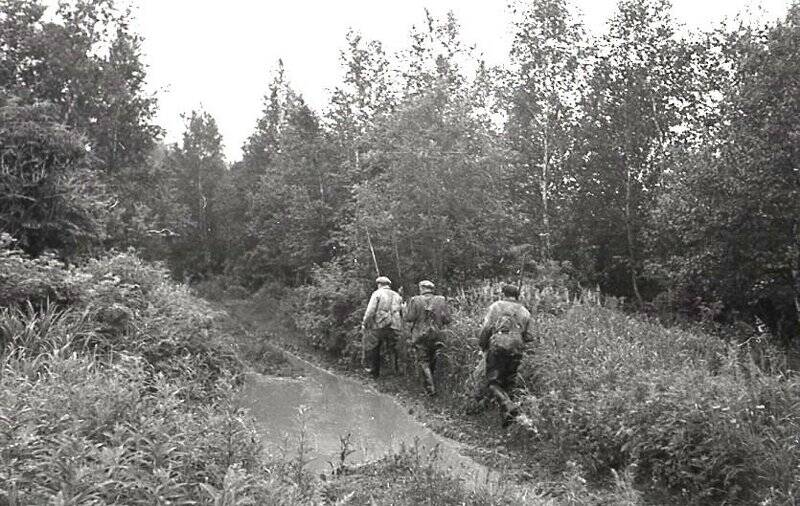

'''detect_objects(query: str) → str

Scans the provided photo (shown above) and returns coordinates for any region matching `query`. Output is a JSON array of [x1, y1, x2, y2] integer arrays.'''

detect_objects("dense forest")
[[2, 0, 800, 503], [4, 0, 800, 347]]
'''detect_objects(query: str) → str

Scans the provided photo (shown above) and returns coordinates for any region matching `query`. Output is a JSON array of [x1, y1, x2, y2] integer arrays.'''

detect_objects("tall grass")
[[523, 305, 800, 504], [0, 250, 314, 504]]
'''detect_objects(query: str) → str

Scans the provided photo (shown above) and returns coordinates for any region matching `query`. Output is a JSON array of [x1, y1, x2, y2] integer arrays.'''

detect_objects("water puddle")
[[237, 352, 499, 490]]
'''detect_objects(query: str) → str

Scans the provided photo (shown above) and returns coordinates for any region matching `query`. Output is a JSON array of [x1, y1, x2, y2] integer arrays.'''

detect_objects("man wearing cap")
[[360, 276, 404, 379], [404, 280, 451, 395], [477, 283, 534, 426]]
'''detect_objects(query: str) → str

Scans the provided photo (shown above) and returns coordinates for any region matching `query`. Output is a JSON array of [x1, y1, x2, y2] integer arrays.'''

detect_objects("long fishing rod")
[[362, 226, 380, 367], [365, 227, 380, 277]]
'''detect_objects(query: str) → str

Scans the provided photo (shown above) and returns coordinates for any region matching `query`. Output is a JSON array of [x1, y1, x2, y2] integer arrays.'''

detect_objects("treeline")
[[3, 0, 800, 346]]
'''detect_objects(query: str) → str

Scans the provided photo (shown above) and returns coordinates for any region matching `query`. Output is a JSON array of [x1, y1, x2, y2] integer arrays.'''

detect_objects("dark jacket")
[[404, 293, 451, 341], [478, 299, 533, 353]]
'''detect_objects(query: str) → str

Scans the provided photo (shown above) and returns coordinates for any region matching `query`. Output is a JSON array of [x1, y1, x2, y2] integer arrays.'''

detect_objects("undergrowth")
[[288, 260, 800, 504], [524, 306, 800, 504], [0, 245, 313, 504]]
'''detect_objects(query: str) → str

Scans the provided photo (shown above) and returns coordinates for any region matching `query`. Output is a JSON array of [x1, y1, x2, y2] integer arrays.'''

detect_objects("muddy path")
[[220, 297, 667, 505], [224, 297, 560, 496], [237, 350, 501, 492]]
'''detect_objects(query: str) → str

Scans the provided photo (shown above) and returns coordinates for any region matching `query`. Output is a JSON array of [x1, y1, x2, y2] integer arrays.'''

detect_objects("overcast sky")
[[122, 0, 791, 160]]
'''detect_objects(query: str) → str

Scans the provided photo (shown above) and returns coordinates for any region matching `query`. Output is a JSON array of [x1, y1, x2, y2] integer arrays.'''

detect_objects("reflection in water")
[[237, 353, 498, 490]]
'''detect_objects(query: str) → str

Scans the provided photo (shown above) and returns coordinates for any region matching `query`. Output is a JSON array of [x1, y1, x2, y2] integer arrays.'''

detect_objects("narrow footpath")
[[221, 297, 610, 504]]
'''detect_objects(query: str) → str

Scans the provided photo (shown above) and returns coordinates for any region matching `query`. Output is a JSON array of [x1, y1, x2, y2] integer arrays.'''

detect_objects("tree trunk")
[[365, 227, 380, 276], [198, 172, 210, 271], [791, 222, 800, 348], [622, 97, 643, 307], [625, 164, 643, 307], [354, 149, 361, 182], [392, 229, 402, 287], [541, 118, 551, 262]]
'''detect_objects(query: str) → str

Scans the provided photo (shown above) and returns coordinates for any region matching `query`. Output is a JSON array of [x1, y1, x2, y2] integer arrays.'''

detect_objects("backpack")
[[373, 291, 398, 329], [415, 295, 443, 337], [421, 296, 437, 329], [490, 312, 523, 352]]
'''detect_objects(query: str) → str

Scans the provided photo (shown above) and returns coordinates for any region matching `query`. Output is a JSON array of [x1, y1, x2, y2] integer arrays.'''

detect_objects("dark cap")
[[501, 283, 520, 298]]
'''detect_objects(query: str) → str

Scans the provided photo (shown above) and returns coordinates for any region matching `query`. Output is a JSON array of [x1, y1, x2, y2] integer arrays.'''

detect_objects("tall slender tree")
[[166, 110, 228, 277], [570, 0, 696, 303], [236, 66, 340, 286], [327, 30, 396, 187], [336, 11, 511, 285], [504, 0, 585, 261]]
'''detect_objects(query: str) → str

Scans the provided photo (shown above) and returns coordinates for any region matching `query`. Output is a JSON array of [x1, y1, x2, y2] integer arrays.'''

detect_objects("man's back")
[[364, 286, 403, 330], [479, 299, 532, 351], [405, 293, 450, 339]]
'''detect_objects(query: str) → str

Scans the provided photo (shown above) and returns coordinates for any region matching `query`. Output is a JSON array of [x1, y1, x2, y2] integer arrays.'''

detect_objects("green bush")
[[288, 262, 367, 357], [0, 349, 311, 504], [0, 247, 323, 504], [433, 290, 799, 503], [0, 99, 105, 257], [0, 234, 79, 308], [1, 249, 243, 395], [522, 305, 800, 504], [192, 274, 251, 301]]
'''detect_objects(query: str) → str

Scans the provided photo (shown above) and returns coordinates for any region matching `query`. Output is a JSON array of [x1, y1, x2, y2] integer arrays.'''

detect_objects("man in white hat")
[[360, 276, 403, 378], [404, 279, 451, 395]]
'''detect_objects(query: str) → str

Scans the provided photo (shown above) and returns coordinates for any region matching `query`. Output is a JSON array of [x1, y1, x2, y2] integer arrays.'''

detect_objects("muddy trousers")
[[364, 327, 399, 378], [485, 347, 522, 421], [413, 335, 442, 394]]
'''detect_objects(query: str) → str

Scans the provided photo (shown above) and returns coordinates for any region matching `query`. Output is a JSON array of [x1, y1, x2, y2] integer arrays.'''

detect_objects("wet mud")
[[237, 351, 500, 490]]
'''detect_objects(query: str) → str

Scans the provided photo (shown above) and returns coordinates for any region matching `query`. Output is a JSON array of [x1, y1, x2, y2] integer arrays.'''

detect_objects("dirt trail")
[[225, 298, 552, 493], [223, 297, 669, 505]]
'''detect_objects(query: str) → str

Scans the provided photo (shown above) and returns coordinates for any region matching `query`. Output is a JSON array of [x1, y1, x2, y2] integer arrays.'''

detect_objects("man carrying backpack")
[[361, 276, 403, 379], [478, 283, 533, 426], [404, 279, 451, 395]]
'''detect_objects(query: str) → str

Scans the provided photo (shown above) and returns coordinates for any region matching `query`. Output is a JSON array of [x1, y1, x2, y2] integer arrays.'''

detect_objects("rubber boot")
[[488, 384, 519, 425], [366, 348, 380, 379], [421, 364, 436, 395]]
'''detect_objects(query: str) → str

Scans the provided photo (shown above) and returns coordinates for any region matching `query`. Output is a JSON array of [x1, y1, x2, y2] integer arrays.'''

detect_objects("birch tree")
[[572, 0, 695, 303], [504, 0, 584, 261]]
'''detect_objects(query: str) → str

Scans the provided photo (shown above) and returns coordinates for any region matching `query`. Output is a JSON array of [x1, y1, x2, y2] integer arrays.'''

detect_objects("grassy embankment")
[[281, 267, 800, 505], [0, 244, 534, 505]]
